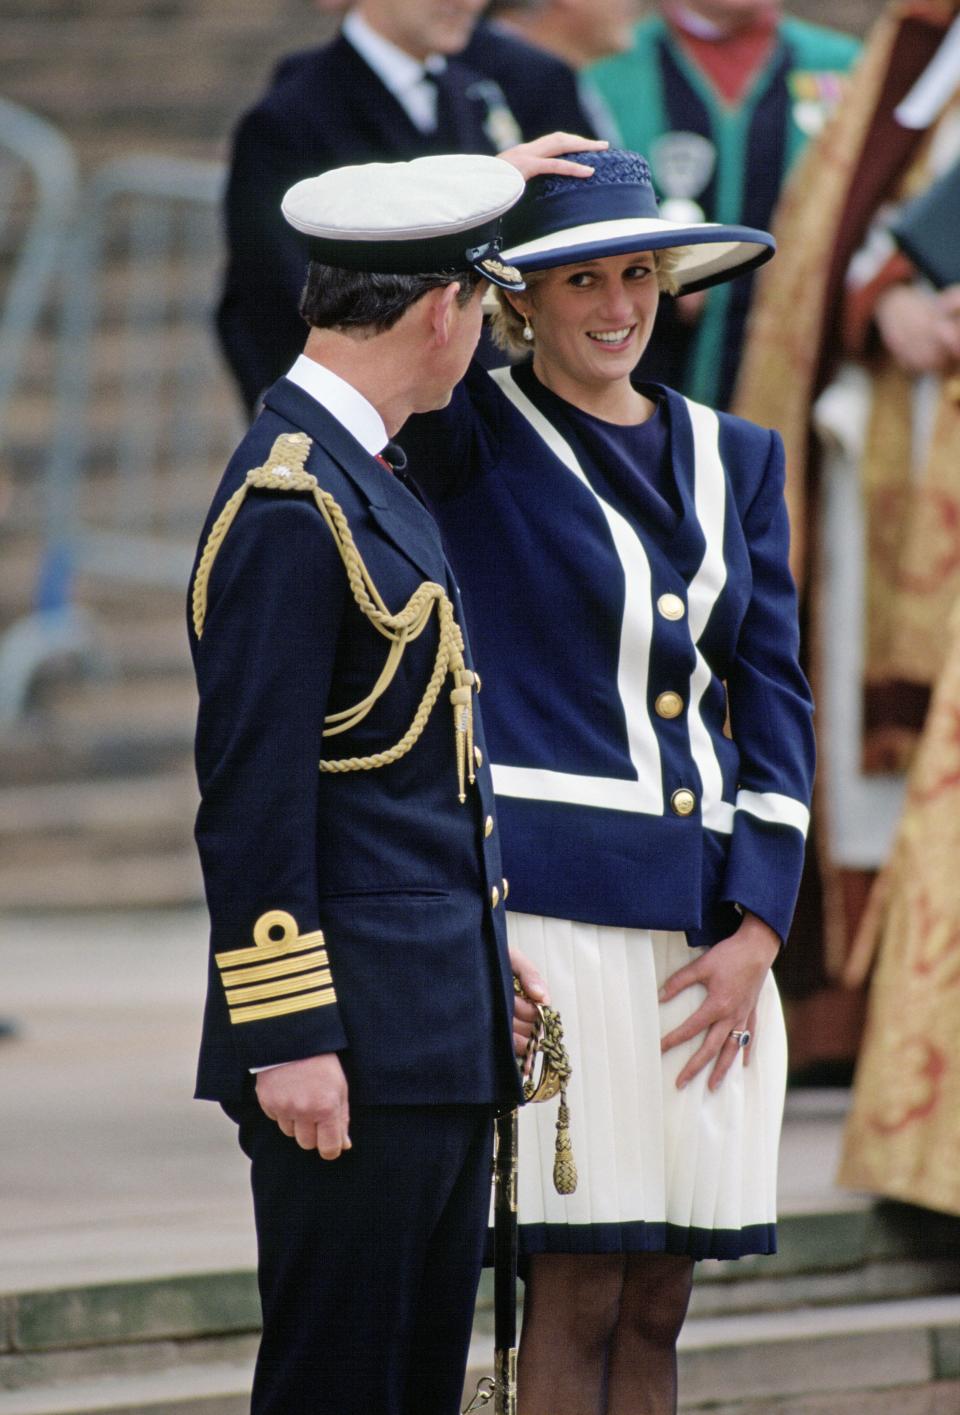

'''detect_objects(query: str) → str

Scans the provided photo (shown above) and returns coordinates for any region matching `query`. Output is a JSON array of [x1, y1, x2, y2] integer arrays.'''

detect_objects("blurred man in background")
[[474, 0, 639, 140], [589, 0, 860, 407], [217, 0, 598, 414]]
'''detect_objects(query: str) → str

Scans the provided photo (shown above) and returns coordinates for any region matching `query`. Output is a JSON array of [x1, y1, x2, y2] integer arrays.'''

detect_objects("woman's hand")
[[499, 132, 608, 183], [510, 945, 550, 1074], [658, 912, 780, 1091]]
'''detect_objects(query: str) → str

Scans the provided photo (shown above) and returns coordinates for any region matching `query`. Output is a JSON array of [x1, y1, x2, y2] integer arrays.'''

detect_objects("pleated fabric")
[[507, 912, 787, 1260]]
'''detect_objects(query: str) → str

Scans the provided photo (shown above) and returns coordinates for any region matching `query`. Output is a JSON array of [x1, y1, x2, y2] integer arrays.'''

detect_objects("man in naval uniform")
[[217, 0, 598, 415], [189, 139, 599, 1415]]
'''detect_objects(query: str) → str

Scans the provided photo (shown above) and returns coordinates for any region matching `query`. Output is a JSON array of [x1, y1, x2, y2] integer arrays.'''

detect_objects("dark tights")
[[517, 1252, 695, 1415]]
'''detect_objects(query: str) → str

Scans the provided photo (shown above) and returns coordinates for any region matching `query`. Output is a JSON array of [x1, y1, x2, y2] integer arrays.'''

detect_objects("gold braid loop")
[[191, 433, 478, 801], [515, 978, 578, 1195]]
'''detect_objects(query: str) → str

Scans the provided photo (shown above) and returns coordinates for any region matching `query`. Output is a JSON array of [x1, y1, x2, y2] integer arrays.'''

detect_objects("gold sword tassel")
[[449, 663, 476, 804]]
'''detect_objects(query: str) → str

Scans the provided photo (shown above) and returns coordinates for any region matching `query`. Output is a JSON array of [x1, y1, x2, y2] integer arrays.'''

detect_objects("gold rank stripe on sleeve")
[[214, 910, 338, 1026], [228, 989, 339, 1026], [213, 931, 324, 970], [224, 967, 333, 1006], [217, 946, 329, 988]]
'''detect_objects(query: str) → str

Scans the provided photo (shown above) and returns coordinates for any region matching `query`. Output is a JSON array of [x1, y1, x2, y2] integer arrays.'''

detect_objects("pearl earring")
[[522, 317, 534, 343]]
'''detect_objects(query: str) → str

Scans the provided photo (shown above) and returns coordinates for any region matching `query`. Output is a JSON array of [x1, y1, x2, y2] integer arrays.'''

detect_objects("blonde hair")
[[489, 248, 682, 357]]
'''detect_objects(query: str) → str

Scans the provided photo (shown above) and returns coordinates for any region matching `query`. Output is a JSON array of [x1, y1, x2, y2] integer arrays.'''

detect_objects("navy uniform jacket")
[[400, 363, 815, 948], [188, 375, 521, 1108], [216, 25, 595, 414]]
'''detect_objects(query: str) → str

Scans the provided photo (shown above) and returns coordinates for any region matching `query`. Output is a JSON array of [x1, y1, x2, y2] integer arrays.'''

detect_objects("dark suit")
[[460, 20, 600, 147], [189, 375, 521, 1413], [216, 24, 596, 413]]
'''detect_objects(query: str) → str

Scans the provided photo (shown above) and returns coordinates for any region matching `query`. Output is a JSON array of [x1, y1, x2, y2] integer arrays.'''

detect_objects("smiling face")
[[515, 251, 660, 404]]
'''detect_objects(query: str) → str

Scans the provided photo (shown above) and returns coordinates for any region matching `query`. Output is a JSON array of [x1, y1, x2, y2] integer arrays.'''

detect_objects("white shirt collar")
[[286, 355, 388, 458], [342, 10, 446, 130]]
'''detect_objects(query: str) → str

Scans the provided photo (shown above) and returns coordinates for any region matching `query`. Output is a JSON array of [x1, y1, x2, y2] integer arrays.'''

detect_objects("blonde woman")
[[402, 148, 814, 1415]]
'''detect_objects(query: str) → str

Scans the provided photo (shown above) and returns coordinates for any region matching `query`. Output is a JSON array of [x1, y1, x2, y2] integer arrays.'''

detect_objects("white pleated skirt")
[[507, 912, 788, 1260]]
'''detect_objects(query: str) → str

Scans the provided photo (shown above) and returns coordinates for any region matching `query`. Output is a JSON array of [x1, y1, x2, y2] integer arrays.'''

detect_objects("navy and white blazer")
[[400, 363, 815, 949], [188, 376, 521, 1107]]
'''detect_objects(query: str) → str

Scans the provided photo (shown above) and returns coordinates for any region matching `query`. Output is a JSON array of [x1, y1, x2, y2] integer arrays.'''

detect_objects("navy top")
[[399, 361, 815, 948], [513, 363, 679, 524]]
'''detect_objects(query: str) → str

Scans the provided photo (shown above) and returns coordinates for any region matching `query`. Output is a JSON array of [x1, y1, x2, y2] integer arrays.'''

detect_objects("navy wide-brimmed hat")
[[282, 154, 527, 291], [500, 149, 775, 292]]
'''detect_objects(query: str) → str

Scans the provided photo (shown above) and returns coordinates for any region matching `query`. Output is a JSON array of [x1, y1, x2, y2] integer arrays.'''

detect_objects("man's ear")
[[428, 282, 463, 346]]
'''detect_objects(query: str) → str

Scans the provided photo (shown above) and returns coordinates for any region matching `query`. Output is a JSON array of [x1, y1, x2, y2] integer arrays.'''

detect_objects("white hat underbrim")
[[502, 217, 772, 289]]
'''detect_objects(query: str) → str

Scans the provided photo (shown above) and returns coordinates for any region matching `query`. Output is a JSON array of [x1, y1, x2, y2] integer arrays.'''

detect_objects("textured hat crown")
[[528, 150, 655, 203], [499, 145, 775, 293]]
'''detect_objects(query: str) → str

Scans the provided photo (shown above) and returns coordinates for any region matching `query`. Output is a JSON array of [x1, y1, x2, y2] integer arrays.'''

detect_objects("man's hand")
[[676, 289, 707, 326], [658, 912, 780, 1091], [499, 132, 608, 183], [510, 946, 549, 1075], [873, 282, 960, 374], [255, 1053, 351, 1160]]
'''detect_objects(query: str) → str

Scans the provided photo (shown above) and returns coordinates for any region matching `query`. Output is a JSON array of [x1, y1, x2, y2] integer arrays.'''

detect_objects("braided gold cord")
[[190, 433, 477, 797], [553, 1101, 578, 1196], [191, 482, 250, 643], [514, 979, 578, 1196]]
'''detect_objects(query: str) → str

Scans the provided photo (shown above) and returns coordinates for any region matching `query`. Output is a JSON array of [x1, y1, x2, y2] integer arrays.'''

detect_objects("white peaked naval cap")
[[282, 154, 527, 290]]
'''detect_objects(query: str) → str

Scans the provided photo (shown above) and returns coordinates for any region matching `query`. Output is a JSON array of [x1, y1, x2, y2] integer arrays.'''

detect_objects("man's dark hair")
[[300, 264, 482, 333]]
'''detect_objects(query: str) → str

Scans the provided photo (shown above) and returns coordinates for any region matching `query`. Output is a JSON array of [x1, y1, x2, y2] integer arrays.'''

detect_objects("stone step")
[[691, 1194, 960, 1315], [5, 1374, 957, 1415], [8, 320, 226, 403], [469, 1296, 960, 1410], [4, 1203, 957, 1343], [0, 1346, 253, 1415], [2, 1202, 957, 1375], [0, 848, 203, 911], [0, 774, 196, 842], [677, 1294, 960, 1407], [0, 544, 41, 625], [690, 1250, 960, 1317], [33, 676, 196, 751], [94, 616, 193, 679], [6, 1380, 959, 1415], [1, 1291, 957, 1413], [0, 542, 196, 622], [3, 432, 220, 522], [685, 1382, 960, 1414], [0, 720, 193, 789]]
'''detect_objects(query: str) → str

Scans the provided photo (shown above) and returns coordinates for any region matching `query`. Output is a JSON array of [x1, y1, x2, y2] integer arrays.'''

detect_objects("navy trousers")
[[224, 1095, 495, 1415]]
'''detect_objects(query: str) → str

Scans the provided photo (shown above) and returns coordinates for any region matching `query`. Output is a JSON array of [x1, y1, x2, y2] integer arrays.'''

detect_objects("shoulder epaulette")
[[192, 433, 479, 801]]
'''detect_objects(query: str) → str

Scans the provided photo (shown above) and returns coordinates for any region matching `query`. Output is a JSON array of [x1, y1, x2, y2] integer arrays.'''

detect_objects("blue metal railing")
[[0, 150, 242, 723], [0, 96, 78, 447]]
